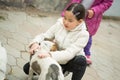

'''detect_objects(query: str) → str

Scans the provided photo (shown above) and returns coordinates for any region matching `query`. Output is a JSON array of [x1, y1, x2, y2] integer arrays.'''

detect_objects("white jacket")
[[31, 18, 89, 64]]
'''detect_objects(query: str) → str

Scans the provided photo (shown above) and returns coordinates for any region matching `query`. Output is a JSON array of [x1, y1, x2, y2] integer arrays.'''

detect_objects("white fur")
[[0, 42, 7, 80], [28, 41, 64, 80]]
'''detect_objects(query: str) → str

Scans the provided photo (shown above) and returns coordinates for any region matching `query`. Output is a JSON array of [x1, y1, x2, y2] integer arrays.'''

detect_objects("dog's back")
[[0, 42, 7, 80], [30, 50, 64, 80], [29, 41, 64, 80], [33, 56, 64, 80]]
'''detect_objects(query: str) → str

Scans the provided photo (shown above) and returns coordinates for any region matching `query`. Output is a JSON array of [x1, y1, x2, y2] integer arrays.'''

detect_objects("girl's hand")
[[87, 9, 94, 18], [29, 43, 40, 54], [38, 53, 51, 58]]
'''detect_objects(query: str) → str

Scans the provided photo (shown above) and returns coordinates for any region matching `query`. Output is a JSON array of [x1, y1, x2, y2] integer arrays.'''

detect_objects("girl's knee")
[[75, 55, 86, 66]]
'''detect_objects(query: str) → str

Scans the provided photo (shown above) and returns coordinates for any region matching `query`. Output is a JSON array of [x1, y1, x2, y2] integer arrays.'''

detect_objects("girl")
[[23, 3, 89, 80], [62, 0, 113, 65]]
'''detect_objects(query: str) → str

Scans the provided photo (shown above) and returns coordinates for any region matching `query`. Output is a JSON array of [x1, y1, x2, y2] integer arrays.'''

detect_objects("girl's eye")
[[64, 17, 73, 22], [68, 19, 73, 22]]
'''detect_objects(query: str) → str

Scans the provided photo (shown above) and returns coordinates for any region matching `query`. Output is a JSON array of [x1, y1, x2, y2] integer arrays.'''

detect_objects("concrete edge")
[[103, 16, 120, 21]]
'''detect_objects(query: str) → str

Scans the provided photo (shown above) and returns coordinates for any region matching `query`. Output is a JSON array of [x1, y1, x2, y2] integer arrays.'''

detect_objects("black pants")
[[23, 55, 87, 80]]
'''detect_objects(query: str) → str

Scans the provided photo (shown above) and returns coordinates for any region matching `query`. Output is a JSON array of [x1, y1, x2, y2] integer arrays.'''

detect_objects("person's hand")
[[38, 53, 51, 58], [29, 43, 40, 54], [87, 9, 94, 18]]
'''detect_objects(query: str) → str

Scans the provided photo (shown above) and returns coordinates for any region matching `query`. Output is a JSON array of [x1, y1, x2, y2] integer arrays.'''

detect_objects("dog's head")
[[40, 40, 57, 52], [30, 40, 57, 59]]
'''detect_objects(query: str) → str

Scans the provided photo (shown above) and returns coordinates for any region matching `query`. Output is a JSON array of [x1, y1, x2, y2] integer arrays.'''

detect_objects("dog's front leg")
[[28, 67, 33, 80]]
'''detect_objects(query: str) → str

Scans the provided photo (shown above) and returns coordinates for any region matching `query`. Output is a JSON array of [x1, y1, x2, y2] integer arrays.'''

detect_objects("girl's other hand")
[[87, 9, 94, 18]]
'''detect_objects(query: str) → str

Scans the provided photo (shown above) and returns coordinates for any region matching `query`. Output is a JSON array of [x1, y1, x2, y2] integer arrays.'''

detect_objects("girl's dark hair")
[[66, 3, 85, 20]]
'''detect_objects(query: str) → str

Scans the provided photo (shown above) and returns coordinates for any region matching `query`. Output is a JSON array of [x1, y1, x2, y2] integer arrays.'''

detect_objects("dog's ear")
[[44, 38, 57, 51], [50, 43, 58, 51]]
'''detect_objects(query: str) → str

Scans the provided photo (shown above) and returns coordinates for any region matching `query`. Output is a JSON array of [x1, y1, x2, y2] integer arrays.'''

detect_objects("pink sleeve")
[[71, 0, 81, 3], [91, 0, 113, 16]]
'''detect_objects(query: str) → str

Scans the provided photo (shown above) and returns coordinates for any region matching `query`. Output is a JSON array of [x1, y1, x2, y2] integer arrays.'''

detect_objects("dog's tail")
[[46, 64, 64, 80]]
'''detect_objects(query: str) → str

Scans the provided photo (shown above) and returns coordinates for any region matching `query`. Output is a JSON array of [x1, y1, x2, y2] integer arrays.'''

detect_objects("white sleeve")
[[50, 31, 89, 64], [29, 18, 61, 46]]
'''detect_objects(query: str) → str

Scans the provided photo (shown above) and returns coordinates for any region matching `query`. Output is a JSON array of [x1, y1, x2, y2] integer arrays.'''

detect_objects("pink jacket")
[[62, 0, 113, 36]]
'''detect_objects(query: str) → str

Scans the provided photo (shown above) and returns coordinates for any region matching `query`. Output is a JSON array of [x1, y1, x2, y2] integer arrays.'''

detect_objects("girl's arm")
[[91, 0, 113, 16], [29, 20, 60, 46], [50, 31, 89, 64]]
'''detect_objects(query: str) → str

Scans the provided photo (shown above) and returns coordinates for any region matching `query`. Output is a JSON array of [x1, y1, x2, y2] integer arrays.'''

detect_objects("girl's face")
[[63, 11, 81, 31]]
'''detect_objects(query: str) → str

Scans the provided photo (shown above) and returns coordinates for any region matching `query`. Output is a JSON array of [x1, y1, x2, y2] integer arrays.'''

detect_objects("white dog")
[[0, 42, 7, 80], [28, 41, 64, 80]]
